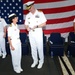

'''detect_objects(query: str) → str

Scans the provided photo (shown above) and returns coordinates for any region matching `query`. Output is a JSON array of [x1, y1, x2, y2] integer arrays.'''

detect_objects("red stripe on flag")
[[20, 27, 74, 34], [40, 5, 75, 14], [47, 16, 74, 24], [23, 16, 74, 24], [23, 0, 64, 4], [43, 27, 74, 34], [23, 5, 75, 14], [20, 29, 28, 33]]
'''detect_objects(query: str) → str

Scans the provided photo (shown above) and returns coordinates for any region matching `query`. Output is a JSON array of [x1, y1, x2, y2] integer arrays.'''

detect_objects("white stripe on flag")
[[23, 0, 75, 10]]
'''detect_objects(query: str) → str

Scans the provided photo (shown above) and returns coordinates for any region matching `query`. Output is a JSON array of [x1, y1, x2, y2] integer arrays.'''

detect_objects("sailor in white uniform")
[[25, 1, 47, 69], [7, 13, 23, 73], [0, 17, 7, 58]]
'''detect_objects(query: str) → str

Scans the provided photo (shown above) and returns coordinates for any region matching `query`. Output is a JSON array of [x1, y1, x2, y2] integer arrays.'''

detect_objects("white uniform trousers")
[[0, 33, 7, 55], [10, 39, 22, 70], [29, 29, 44, 64]]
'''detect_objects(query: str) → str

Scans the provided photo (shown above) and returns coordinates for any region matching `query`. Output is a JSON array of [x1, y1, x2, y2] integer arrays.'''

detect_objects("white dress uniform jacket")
[[7, 23, 22, 71], [25, 10, 47, 64], [0, 18, 7, 56]]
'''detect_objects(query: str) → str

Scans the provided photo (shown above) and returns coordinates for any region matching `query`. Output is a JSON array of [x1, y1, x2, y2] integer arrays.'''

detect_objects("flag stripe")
[[23, 1, 75, 10], [45, 21, 73, 29], [43, 27, 74, 34], [23, 16, 74, 24], [23, 5, 75, 14], [20, 27, 74, 34], [47, 16, 74, 24], [23, 11, 75, 20], [23, 0, 64, 4], [19, 21, 73, 30], [45, 11, 75, 20]]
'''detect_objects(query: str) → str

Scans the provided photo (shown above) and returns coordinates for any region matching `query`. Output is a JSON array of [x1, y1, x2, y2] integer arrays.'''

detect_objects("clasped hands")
[[27, 26, 37, 32]]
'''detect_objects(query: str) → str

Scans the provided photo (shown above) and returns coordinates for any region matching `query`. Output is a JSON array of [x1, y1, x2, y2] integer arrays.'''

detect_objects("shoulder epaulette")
[[9, 24, 12, 27], [38, 10, 42, 12]]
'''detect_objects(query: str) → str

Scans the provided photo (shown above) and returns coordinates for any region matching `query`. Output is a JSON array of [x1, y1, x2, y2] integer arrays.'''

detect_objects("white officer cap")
[[8, 13, 17, 18], [25, 1, 35, 10], [8, 13, 17, 23]]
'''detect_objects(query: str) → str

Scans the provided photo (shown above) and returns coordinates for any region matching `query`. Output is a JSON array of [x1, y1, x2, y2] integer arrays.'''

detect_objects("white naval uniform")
[[7, 23, 22, 71], [0, 18, 7, 56], [25, 10, 47, 63]]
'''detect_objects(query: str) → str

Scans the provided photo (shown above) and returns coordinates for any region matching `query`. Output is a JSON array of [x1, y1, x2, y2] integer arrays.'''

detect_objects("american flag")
[[0, 0, 75, 38]]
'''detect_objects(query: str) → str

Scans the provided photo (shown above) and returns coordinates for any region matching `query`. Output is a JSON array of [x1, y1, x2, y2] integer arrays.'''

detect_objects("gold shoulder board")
[[9, 24, 12, 27], [38, 10, 42, 12]]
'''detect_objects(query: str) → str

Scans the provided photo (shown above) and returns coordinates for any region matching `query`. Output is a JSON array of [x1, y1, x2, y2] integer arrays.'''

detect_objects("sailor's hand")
[[32, 26, 37, 31], [11, 46, 15, 50], [27, 27, 31, 31], [3, 33, 6, 38]]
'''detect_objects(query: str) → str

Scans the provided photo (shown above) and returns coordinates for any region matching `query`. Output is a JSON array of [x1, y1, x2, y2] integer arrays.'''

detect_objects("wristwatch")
[[37, 25, 38, 28]]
